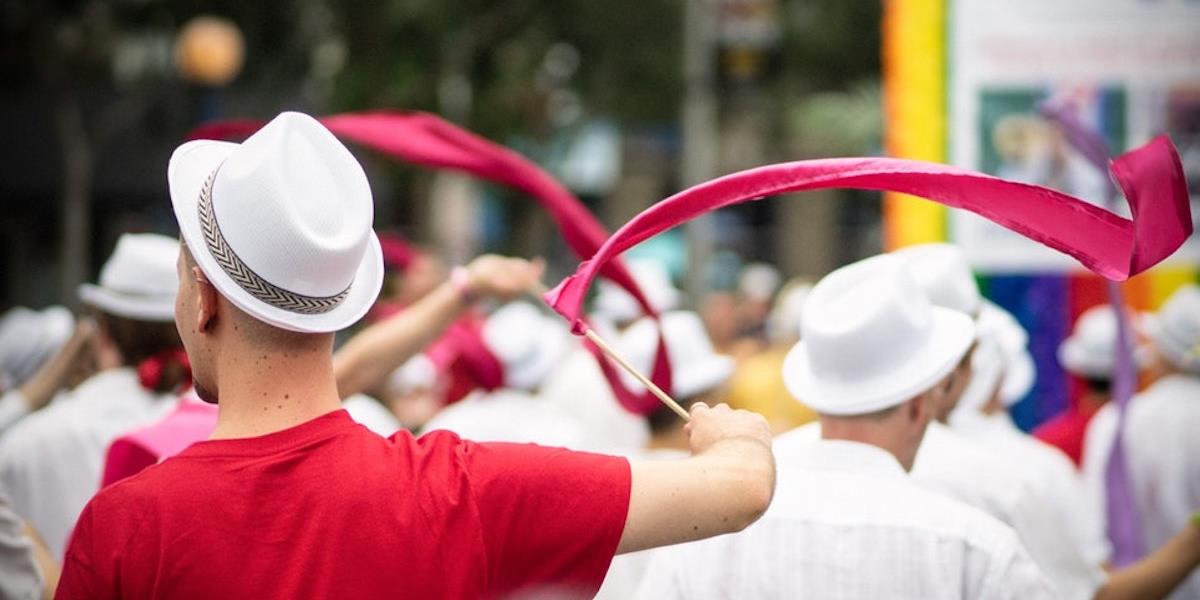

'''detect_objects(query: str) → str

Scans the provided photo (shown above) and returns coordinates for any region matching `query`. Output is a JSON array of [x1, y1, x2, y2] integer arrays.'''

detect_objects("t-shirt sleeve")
[[461, 441, 631, 598]]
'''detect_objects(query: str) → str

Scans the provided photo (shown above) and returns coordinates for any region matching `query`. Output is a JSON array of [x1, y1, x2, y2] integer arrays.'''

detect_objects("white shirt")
[[0, 491, 43, 600], [0, 390, 31, 434], [539, 347, 649, 454], [341, 394, 402, 436], [913, 422, 1106, 600], [1083, 374, 1200, 600], [952, 410, 1109, 566], [635, 439, 1055, 599], [0, 368, 175, 559], [421, 388, 587, 447]]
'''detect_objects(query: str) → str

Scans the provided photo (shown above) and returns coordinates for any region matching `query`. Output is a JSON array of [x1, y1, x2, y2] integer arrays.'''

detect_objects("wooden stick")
[[582, 328, 691, 421], [528, 283, 690, 422]]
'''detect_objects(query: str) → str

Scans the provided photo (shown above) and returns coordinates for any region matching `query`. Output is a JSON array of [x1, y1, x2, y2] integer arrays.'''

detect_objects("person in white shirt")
[[896, 245, 1200, 599], [421, 301, 585, 446], [638, 254, 1056, 599], [1086, 285, 1200, 600], [897, 244, 1110, 571], [0, 234, 185, 559], [596, 310, 735, 600], [0, 306, 84, 434]]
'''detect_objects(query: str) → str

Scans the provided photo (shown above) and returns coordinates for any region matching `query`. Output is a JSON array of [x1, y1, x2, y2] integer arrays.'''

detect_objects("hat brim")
[[168, 140, 383, 334], [505, 323, 572, 391], [1000, 348, 1035, 406], [78, 284, 176, 322], [782, 307, 975, 415]]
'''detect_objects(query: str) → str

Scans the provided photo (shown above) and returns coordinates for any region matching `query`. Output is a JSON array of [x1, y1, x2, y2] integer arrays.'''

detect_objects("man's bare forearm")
[[1097, 522, 1200, 600]]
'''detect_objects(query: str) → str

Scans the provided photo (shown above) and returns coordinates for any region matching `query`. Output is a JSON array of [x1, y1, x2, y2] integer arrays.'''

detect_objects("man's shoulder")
[[776, 466, 1019, 551]]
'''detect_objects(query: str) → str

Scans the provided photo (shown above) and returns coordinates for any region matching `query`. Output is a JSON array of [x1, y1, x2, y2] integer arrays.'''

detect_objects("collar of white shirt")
[[778, 438, 907, 480]]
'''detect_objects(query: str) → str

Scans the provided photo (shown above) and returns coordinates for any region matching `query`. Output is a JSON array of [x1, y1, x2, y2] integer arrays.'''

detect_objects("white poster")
[[948, 0, 1200, 272]]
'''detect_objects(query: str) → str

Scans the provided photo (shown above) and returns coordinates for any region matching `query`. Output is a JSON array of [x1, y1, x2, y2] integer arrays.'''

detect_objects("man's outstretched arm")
[[333, 255, 543, 399], [618, 403, 776, 554]]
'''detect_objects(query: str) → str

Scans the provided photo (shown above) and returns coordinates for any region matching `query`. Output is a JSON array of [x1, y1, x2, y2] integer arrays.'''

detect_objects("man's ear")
[[908, 392, 930, 426], [193, 266, 219, 334]]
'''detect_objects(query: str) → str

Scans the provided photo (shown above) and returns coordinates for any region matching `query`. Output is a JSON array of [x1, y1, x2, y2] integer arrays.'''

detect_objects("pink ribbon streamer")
[[189, 112, 674, 415], [546, 136, 1191, 330]]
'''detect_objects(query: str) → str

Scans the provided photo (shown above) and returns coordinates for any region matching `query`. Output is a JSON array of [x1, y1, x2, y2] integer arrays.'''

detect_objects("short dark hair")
[[1083, 376, 1111, 395]]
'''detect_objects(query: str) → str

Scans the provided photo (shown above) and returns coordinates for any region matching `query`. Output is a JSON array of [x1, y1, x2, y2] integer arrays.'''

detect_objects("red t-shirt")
[[57, 410, 631, 599]]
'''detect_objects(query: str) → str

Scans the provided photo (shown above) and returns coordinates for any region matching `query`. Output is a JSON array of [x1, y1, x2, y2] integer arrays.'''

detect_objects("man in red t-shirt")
[[57, 112, 775, 599]]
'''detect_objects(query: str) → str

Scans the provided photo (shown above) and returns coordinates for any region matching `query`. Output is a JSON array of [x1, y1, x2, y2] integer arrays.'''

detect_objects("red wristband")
[[450, 266, 476, 305]]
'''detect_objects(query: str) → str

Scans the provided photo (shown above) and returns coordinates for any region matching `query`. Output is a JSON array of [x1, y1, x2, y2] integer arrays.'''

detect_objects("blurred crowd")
[[1, 112, 1198, 599]]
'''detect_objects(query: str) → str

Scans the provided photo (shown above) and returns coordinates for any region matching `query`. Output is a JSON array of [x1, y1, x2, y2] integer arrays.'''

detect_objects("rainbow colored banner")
[[883, 0, 1199, 432]]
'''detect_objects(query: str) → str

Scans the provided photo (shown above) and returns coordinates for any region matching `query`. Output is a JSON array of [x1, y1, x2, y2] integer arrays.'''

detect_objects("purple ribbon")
[[1039, 99, 1145, 567]]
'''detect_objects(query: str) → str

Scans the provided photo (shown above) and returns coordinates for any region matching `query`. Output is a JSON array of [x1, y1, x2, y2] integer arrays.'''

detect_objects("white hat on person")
[[593, 259, 681, 324], [0, 306, 74, 391], [483, 302, 573, 392], [739, 262, 782, 302], [168, 111, 383, 333], [1142, 284, 1200, 374], [892, 243, 982, 318], [78, 233, 180, 322], [1058, 305, 1149, 379], [619, 311, 735, 400], [976, 301, 1035, 405], [782, 254, 976, 415]]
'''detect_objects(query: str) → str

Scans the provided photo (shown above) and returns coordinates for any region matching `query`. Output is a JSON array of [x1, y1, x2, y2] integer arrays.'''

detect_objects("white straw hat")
[[1142, 284, 1200, 374], [593, 259, 681, 324], [892, 243, 982, 318], [619, 311, 735, 400], [1058, 305, 1149, 379], [483, 302, 573, 392], [168, 111, 383, 333], [79, 233, 180, 322], [783, 254, 976, 415]]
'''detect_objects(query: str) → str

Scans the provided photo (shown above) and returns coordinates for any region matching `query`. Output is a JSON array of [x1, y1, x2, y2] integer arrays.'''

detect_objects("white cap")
[[1058, 305, 1149, 379], [739, 262, 782, 301], [0, 306, 74, 391], [1142, 284, 1200, 374], [78, 233, 180, 321], [976, 301, 1035, 405], [593, 259, 681, 324], [619, 311, 735, 400], [766, 281, 812, 343], [483, 302, 573, 392], [892, 243, 982, 317], [782, 254, 976, 415], [169, 112, 383, 333]]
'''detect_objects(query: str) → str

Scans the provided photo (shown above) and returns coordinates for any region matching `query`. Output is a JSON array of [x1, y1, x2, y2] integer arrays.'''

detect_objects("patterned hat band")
[[197, 164, 352, 315]]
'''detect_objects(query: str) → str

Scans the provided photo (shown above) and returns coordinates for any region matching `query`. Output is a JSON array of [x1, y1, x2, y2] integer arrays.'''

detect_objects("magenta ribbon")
[[546, 137, 1192, 332], [188, 112, 674, 415], [1040, 99, 1146, 566]]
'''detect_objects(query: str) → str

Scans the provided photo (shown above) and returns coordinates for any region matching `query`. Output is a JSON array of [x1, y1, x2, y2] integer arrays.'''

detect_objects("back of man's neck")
[[209, 350, 342, 440]]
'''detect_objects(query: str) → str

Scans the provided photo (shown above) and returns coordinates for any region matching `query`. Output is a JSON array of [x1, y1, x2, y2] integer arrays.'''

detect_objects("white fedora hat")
[[619, 311, 735, 400], [1058, 305, 1150, 379], [79, 233, 180, 322], [168, 111, 383, 333], [892, 243, 982, 318], [593, 258, 681, 324], [783, 254, 976, 415], [483, 302, 573, 392], [1142, 284, 1200, 374]]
